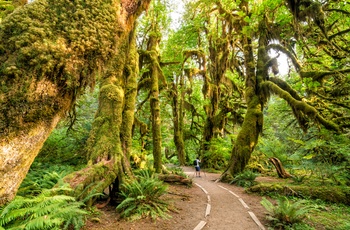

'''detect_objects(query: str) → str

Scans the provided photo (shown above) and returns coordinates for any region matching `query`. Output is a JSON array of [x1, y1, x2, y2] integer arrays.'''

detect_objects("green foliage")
[[230, 170, 258, 188], [261, 196, 315, 228], [117, 170, 169, 221], [17, 164, 74, 196], [0, 187, 87, 230], [166, 165, 188, 178]]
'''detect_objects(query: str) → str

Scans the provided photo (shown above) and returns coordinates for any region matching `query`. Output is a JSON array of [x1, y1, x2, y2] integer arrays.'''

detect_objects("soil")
[[84, 167, 270, 230]]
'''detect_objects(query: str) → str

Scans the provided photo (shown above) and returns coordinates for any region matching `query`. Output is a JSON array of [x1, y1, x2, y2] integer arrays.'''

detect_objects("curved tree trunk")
[[0, 114, 63, 205], [0, 0, 150, 205]]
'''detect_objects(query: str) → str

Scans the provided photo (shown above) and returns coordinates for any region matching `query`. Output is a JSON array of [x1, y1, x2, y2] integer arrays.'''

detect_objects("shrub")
[[117, 170, 169, 220], [261, 196, 315, 228]]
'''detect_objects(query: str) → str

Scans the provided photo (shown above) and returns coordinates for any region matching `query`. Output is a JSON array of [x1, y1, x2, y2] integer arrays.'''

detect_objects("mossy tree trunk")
[[62, 2, 151, 197], [225, 1, 267, 176], [170, 75, 186, 165], [148, 34, 163, 173], [227, 36, 264, 175], [0, 0, 150, 205], [120, 30, 139, 173]]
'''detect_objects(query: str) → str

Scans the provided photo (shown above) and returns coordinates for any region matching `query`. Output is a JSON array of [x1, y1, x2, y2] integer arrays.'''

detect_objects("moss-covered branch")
[[262, 81, 340, 132], [300, 69, 350, 82]]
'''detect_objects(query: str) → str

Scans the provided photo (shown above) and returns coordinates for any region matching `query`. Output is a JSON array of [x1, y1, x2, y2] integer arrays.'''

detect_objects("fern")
[[261, 196, 316, 228], [0, 187, 87, 230], [17, 164, 75, 196], [117, 170, 169, 220], [230, 170, 258, 187]]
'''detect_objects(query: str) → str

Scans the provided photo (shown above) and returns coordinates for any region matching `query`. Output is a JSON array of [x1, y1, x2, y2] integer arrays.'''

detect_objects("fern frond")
[[0, 187, 87, 230], [261, 196, 316, 227]]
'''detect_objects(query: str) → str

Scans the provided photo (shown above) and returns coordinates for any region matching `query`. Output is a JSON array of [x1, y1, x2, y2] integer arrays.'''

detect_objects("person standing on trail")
[[194, 157, 201, 177]]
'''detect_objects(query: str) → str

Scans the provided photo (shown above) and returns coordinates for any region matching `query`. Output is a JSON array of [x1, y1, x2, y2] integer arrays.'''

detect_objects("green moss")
[[0, 0, 121, 137]]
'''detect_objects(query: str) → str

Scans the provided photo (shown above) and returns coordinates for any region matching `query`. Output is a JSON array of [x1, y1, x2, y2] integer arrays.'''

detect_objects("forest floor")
[[84, 166, 271, 230]]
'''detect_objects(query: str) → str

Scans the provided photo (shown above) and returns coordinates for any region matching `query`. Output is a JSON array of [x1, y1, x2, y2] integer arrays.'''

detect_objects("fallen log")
[[158, 174, 192, 186]]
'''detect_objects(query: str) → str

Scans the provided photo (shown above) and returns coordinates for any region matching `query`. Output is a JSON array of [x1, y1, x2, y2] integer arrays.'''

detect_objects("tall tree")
[[222, 0, 350, 176], [136, 0, 171, 172], [0, 0, 150, 205]]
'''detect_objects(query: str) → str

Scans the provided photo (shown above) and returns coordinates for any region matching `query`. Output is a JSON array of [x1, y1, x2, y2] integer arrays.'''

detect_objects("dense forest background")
[[0, 0, 349, 229]]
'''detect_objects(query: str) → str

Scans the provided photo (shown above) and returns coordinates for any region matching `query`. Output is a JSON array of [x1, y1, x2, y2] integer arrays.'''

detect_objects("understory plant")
[[0, 187, 87, 230], [261, 196, 315, 229], [230, 170, 258, 187], [117, 169, 169, 221]]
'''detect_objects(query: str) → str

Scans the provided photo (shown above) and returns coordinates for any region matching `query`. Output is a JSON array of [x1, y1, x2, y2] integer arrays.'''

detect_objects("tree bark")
[[269, 157, 292, 178], [0, 115, 62, 205]]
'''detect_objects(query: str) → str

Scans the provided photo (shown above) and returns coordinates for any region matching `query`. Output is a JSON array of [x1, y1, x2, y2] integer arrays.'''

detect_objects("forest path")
[[85, 167, 269, 230], [182, 166, 265, 230]]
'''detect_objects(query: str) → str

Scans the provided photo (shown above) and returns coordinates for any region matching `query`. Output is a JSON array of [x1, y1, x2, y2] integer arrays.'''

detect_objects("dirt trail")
[[183, 167, 265, 230]]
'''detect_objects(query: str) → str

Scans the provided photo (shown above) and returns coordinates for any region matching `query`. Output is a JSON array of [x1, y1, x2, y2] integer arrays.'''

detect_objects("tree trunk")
[[0, 114, 62, 205], [269, 157, 293, 178], [149, 34, 163, 173], [227, 95, 262, 175], [171, 79, 186, 166], [0, 0, 125, 205], [200, 17, 232, 163], [62, 15, 150, 198], [120, 30, 139, 176], [226, 2, 266, 176]]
